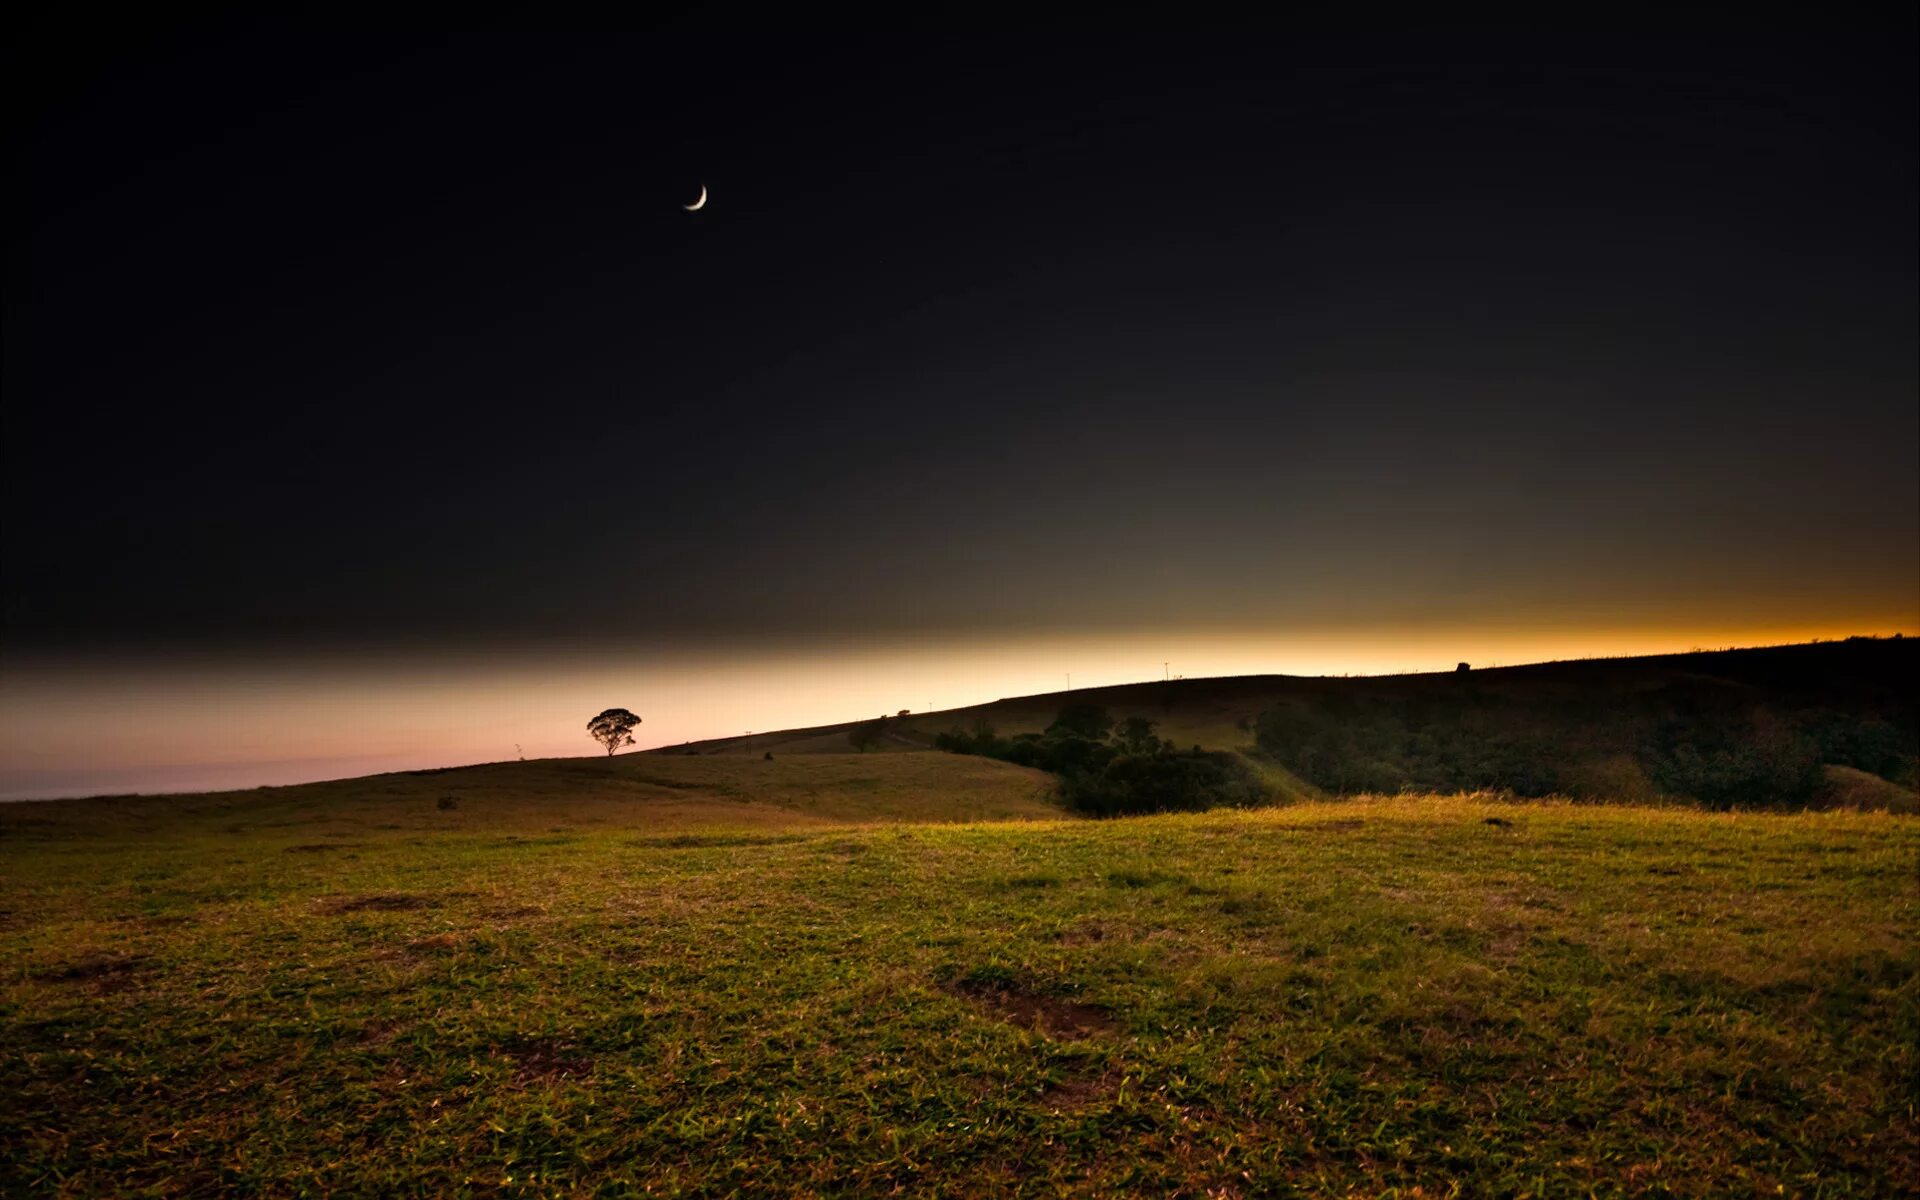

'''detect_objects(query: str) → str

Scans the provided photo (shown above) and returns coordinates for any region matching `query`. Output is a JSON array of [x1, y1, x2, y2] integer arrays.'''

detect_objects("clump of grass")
[[1002, 872, 1062, 889]]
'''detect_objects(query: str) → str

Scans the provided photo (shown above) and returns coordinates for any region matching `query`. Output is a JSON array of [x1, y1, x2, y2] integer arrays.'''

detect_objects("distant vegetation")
[[919, 639, 1918, 812], [1249, 652, 1916, 809], [937, 704, 1268, 816]]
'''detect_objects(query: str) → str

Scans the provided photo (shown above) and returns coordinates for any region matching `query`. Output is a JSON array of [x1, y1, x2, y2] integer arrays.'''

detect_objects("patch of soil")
[[1482, 817, 1514, 827], [285, 842, 362, 854], [357, 1020, 402, 1046], [947, 980, 1117, 1040], [35, 953, 146, 989], [1218, 894, 1278, 923], [1041, 1072, 1120, 1112], [317, 894, 437, 915], [498, 1039, 593, 1084], [1053, 920, 1115, 945], [405, 933, 466, 956]]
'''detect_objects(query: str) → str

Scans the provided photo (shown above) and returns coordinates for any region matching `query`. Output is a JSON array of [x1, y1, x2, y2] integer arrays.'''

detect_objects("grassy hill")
[[658, 638, 1919, 809], [3, 785, 1914, 1195], [0, 751, 1064, 840]]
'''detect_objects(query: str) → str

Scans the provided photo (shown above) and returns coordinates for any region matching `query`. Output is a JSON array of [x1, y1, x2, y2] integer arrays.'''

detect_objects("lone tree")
[[587, 708, 642, 755]]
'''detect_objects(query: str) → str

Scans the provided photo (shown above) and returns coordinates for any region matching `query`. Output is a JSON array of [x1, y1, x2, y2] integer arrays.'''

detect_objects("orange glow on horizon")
[[2, 618, 1913, 799]]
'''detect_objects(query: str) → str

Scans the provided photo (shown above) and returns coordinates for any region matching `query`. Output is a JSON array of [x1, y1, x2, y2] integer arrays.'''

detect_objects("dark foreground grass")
[[2, 784, 1916, 1196]]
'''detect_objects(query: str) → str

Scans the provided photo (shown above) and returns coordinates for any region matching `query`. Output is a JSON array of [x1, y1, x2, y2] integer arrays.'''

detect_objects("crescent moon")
[[684, 185, 707, 212]]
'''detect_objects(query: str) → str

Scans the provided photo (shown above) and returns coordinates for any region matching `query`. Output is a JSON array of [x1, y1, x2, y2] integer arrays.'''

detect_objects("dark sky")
[[7, 28, 1917, 657]]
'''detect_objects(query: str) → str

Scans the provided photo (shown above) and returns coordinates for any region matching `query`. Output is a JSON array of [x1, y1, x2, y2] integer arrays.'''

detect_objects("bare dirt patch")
[[1054, 920, 1118, 945], [285, 842, 362, 854], [947, 980, 1117, 1040], [357, 1020, 402, 1046], [317, 894, 437, 915], [498, 1039, 594, 1084], [405, 933, 466, 956], [35, 953, 146, 990], [1041, 1071, 1120, 1112]]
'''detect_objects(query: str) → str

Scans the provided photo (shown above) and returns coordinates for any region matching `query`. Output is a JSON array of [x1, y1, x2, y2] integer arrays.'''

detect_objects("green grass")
[[3, 760, 1916, 1196]]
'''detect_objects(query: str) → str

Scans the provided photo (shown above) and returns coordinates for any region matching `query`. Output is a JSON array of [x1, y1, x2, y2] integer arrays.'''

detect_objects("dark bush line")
[[1251, 691, 1915, 810], [936, 705, 1270, 817], [938, 671, 1915, 812]]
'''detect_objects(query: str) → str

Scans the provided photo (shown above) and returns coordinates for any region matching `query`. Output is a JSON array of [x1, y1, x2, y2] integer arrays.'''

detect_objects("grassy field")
[[3, 753, 1915, 1196]]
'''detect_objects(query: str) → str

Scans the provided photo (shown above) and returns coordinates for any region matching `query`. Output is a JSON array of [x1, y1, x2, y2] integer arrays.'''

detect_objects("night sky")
[[5, 29, 1916, 794]]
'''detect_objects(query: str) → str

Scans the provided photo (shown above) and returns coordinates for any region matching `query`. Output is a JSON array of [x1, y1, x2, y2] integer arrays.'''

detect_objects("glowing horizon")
[[3, 618, 1911, 801]]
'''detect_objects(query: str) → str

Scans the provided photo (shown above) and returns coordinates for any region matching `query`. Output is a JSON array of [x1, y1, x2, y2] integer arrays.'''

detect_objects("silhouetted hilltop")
[[657, 638, 1918, 810]]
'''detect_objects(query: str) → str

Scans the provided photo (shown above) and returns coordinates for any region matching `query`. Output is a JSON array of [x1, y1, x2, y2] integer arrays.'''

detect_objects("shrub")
[[1804, 711, 1917, 784], [1641, 712, 1823, 810], [935, 706, 1269, 816], [1064, 750, 1268, 817]]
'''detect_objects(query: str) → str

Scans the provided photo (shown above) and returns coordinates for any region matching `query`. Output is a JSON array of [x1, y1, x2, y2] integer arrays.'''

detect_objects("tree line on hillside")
[[931, 676, 1915, 812], [935, 704, 1268, 816], [1250, 690, 1916, 810]]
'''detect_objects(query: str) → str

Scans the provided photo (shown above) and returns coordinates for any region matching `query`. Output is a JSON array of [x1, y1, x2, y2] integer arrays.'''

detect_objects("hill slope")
[[656, 638, 1918, 756], [0, 752, 1064, 841], [655, 638, 1918, 807]]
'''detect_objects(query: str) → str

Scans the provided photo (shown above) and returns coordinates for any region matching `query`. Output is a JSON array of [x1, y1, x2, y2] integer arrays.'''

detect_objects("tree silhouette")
[[1046, 703, 1113, 741], [1114, 715, 1162, 754], [587, 708, 642, 755]]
